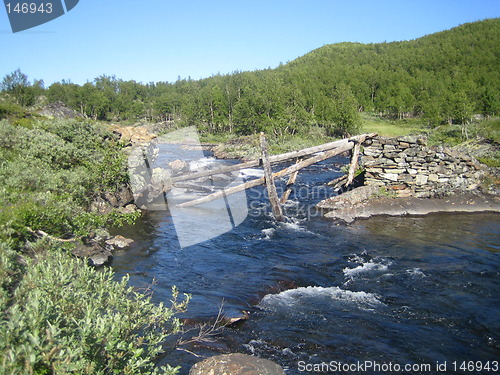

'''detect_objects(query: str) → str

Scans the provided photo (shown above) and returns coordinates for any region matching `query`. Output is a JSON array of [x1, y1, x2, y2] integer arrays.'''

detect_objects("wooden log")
[[176, 141, 354, 208], [173, 182, 215, 193], [328, 174, 348, 193], [172, 133, 377, 183], [346, 141, 361, 186], [260, 133, 284, 221], [280, 159, 300, 204], [172, 159, 259, 183], [176, 176, 264, 208]]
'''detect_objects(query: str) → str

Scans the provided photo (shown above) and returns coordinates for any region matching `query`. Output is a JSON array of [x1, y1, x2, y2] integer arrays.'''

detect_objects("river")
[[111, 145, 499, 374]]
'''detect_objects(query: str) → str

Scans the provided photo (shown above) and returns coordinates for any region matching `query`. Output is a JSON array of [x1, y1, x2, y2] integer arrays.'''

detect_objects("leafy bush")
[[476, 118, 500, 144], [0, 241, 21, 310], [0, 101, 28, 120], [0, 114, 188, 374], [0, 118, 133, 241], [0, 250, 189, 374], [428, 124, 463, 146]]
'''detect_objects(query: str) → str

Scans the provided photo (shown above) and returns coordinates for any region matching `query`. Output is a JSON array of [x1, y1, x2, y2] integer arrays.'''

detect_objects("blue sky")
[[1, 0, 499, 86]]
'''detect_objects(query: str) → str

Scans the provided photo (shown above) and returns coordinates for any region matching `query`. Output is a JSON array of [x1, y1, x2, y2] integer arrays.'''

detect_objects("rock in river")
[[72, 242, 112, 267], [189, 353, 285, 375], [105, 235, 134, 249]]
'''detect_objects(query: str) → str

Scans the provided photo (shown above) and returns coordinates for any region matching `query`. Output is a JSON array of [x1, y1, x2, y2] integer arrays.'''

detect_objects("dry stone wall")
[[361, 135, 486, 198]]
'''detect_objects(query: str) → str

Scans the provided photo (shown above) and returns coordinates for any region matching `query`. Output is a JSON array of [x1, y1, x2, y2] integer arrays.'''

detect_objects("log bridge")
[[174, 133, 377, 221]]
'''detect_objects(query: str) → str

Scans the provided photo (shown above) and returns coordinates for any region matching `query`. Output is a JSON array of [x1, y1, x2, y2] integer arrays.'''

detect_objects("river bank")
[[115, 125, 500, 224], [317, 186, 500, 223], [317, 134, 499, 223]]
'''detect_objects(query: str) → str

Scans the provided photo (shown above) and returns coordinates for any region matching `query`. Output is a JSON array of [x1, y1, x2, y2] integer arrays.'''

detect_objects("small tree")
[[0, 69, 37, 107], [329, 83, 361, 137]]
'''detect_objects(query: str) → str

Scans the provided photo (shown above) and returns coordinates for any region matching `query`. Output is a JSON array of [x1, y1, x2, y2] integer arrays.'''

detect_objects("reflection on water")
[[351, 214, 499, 253], [111, 154, 500, 374]]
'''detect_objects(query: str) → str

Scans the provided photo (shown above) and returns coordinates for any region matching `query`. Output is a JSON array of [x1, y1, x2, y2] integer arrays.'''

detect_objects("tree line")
[[2, 18, 499, 137]]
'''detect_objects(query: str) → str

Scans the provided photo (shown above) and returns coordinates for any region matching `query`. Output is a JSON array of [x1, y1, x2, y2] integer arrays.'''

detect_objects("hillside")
[[280, 18, 499, 120], [2, 19, 499, 138]]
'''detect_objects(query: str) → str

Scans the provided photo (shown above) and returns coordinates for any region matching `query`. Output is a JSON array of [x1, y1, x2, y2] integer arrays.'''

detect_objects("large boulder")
[[38, 101, 84, 119], [104, 185, 135, 208], [189, 353, 285, 375], [72, 242, 112, 267], [90, 185, 136, 214], [110, 125, 157, 145]]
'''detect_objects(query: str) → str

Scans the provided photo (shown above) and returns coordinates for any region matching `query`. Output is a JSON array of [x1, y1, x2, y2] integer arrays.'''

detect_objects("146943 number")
[[452, 361, 499, 373], [5, 2, 53, 14]]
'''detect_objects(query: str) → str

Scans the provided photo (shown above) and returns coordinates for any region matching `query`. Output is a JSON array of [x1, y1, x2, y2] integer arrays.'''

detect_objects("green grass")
[[360, 113, 426, 137], [199, 131, 235, 144], [268, 126, 333, 154], [476, 118, 500, 144]]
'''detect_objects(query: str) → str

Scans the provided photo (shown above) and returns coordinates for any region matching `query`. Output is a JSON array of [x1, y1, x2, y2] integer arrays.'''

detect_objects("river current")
[[111, 145, 499, 374]]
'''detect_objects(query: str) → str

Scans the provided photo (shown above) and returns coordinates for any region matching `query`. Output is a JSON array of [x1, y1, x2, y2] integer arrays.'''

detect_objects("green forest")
[[2, 18, 499, 139]]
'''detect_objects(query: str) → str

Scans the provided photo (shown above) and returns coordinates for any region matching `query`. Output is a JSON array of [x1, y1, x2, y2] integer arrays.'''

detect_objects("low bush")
[[0, 119, 132, 241], [0, 250, 190, 374], [0, 102, 28, 120], [0, 115, 190, 374]]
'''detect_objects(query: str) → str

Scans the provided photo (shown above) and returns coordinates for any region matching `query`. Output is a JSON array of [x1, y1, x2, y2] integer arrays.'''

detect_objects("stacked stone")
[[362, 135, 485, 198]]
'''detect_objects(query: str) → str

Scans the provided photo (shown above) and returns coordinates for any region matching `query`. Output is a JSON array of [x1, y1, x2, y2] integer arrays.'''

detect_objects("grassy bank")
[[203, 114, 499, 167], [0, 112, 188, 374], [360, 113, 425, 137]]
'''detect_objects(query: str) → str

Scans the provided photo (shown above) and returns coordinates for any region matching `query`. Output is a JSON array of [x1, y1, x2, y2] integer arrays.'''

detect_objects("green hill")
[[280, 18, 499, 121], [3, 19, 500, 137]]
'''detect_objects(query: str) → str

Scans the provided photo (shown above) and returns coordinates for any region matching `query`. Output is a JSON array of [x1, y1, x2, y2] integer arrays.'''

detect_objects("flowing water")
[[111, 146, 499, 374]]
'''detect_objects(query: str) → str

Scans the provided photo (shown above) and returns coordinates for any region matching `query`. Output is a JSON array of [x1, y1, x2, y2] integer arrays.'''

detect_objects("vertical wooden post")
[[260, 132, 284, 221], [280, 159, 300, 204], [346, 138, 362, 187]]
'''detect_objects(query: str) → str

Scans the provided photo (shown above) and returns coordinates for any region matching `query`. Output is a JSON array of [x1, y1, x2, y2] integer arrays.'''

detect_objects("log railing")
[[175, 133, 377, 219]]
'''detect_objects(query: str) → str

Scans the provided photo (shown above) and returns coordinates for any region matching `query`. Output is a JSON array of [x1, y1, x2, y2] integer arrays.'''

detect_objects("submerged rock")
[[72, 242, 112, 267], [169, 159, 189, 175], [189, 353, 285, 375], [105, 235, 134, 249]]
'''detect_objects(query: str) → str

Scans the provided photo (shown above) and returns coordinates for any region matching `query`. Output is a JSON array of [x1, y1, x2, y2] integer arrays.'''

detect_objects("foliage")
[[0, 69, 44, 107], [0, 101, 29, 120], [0, 240, 21, 309], [20, 19, 496, 138], [0, 250, 189, 375], [477, 154, 500, 168], [0, 119, 132, 242], [476, 118, 500, 143], [0, 96, 191, 373], [428, 118, 500, 146]]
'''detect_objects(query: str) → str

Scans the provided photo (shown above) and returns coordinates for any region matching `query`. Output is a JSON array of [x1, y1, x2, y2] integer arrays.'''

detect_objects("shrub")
[[0, 102, 28, 120], [0, 118, 134, 241], [0, 241, 21, 311], [0, 251, 189, 374]]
